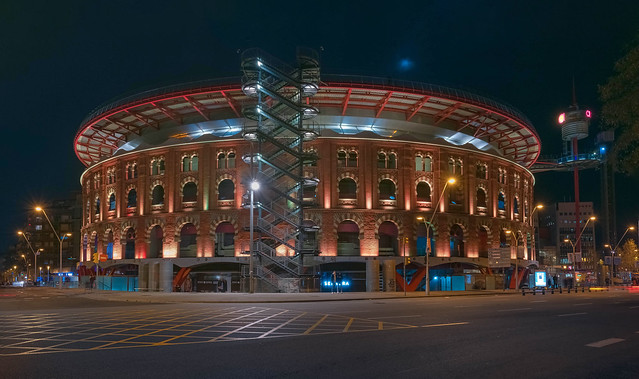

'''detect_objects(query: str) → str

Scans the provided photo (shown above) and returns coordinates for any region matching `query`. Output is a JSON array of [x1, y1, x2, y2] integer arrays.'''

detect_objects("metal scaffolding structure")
[[241, 49, 320, 292]]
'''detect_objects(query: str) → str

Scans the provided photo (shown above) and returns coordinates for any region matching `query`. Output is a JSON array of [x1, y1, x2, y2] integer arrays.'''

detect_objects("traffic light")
[[92, 253, 99, 264]]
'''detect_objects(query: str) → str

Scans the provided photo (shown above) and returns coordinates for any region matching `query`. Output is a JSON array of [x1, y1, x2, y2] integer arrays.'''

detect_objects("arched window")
[[498, 192, 506, 211], [379, 179, 396, 200], [149, 225, 163, 258], [347, 151, 358, 167], [159, 159, 165, 174], [95, 198, 100, 215], [179, 223, 197, 258], [337, 151, 347, 167], [500, 229, 509, 248], [182, 156, 190, 172], [127, 189, 137, 208], [388, 153, 397, 169], [424, 156, 432, 172], [132, 164, 138, 178], [191, 156, 199, 171], [152, 185, 164, 205], [217, 153, 225, 168], [416, 222, 436, 256], [514, 196, 519, 214], [338, 178, 357, 199], [124, 227, 135, 259], [218, 179, 234, 200], [377, 153, 386, 168], [183, 182, 197, 202], [378, 221, 398, 256], [337, 220, 359, 256], [415, 155, 424, 171], [227, 153, 235, 168], [450, 224, 464, 257], [215, 222, 235, 257], [108, 193, 116, 211], [448, 159, 455, 173], [476, 188, 487, 207], [303, 184, 317, 202], [455, 160, 463, 175], [106, 230, 114, 259], [416, 182, 431, 202], [476, 164, 487, 179], [127, 165, 133, 179], [478, 226, 489, 258]]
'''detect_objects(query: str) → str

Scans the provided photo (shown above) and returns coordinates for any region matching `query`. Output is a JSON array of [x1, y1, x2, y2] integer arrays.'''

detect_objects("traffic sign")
[[99, 254, 108, 262]]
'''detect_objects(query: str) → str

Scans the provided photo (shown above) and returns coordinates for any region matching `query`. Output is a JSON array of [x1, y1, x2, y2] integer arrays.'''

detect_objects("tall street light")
[[530, 204, 544, 261], [505, 230, 521, 289], [18, 231, 39, 284], [35, 206, 71, 289], [417, 177, 455, 296], [249, 180, 260, 294], [611, 226, 635, 287], [563, 215, 596, 288]]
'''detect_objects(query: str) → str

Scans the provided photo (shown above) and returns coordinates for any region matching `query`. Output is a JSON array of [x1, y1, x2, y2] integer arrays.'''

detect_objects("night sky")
[[2, 1, 639, 252]]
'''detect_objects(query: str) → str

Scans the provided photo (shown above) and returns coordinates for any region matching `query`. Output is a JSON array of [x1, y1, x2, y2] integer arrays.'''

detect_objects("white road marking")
[[586, 338, 625, 348], [372, 315, 421, 319], [573, 303, 593, 306], [629, 305, 639, 309], [531, 300, 547, 303], [557, 312, 587, 317], [422, 322, 469, 328], [497, 308, 532, 312]]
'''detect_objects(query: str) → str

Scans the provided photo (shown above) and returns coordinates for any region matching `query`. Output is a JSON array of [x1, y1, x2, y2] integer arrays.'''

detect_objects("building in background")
[[74, 52, 541, 292]]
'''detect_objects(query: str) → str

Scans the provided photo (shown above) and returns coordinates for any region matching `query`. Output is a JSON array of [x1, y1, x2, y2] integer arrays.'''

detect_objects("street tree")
[[599, 39, 639, 173], [618, 239, 638, 272]]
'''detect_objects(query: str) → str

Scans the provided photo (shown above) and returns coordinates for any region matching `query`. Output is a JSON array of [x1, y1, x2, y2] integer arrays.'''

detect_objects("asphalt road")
[[1, 288, 638, 378]]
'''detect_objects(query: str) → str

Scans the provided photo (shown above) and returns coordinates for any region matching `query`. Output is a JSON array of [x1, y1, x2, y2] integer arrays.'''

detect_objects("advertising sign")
[[535, 271, 547, 287], [488, 248, 511, 268]]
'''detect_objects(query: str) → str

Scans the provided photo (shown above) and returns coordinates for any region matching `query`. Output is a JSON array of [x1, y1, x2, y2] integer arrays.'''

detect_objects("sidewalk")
[[74, 288, 520, 304]]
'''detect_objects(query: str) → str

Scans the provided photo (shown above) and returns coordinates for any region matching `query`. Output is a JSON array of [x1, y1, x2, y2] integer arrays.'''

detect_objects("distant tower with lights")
[[557, 82, 592, 259]]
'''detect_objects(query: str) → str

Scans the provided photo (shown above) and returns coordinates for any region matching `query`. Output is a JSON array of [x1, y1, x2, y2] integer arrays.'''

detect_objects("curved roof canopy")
[[75, 75, 541, 168]]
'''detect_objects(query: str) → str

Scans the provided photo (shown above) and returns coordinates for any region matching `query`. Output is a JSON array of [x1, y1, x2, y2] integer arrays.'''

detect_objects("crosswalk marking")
[[586, 338, 625, 348]]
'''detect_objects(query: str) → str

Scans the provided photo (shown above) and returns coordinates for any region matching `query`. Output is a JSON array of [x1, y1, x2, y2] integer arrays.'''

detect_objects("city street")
[[1, 288, 638, 378]]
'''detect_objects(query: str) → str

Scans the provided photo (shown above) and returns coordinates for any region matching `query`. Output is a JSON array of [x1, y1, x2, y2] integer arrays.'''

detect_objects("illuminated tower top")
[[558, 83, 592, 141]]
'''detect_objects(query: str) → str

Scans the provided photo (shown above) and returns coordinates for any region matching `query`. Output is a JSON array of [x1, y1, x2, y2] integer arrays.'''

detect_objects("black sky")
[[2, 0, 639, 251]]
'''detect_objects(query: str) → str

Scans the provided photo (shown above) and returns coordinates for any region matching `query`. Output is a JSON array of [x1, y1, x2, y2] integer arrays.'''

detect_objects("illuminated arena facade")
[[76, 52, 541, 292]]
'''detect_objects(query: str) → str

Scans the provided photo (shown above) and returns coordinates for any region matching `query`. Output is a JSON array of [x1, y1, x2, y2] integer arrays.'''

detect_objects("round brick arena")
[[76, 75, 540, 292]]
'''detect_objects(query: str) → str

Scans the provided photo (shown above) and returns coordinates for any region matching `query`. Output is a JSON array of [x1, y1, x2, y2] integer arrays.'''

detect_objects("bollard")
[[568, 288, 570, 293], [560, 287, 562, 294], [542, 288, 545, 295], [522, 289, 525, 296], [582, 287, 585, 293], [533, 289, 536, 295], [551, 288, 554, 294], [588, 287, 591, 292]]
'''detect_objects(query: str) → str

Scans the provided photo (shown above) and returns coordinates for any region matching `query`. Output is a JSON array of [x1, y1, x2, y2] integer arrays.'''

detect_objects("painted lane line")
[[303, 315, 329, 335], [557, 312, 587, 317], [422, 322, 469, 328], [586, 338, 625, 348], [629, 305, 639, 309], [372, 315, 422, 319], [573, 303, 593, 306], [342, 318, 355, 333], [531, 300, 547, 303], [497, 308, 533, 312]]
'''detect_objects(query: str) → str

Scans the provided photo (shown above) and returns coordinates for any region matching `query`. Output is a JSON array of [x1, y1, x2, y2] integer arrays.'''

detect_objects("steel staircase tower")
[[241, 48, 320, 292]]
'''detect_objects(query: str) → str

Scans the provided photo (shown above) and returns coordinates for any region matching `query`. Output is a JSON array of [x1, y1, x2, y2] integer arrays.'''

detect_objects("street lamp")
[[35, 206, 71, 289], [563, 216, 596, 288], [18, 231, 39, 284], [417, 177, 455, 296], [47, 265, 50, 284], [505, 230, 521, 289], [249, 180, 260, 294], [611, 226, 635, 287], [530, 204, 544, 261]]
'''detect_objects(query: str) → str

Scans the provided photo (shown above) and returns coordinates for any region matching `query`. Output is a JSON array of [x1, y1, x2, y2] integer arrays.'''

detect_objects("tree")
[[617, 239, 638, 272], [599, 39, 639, 173]]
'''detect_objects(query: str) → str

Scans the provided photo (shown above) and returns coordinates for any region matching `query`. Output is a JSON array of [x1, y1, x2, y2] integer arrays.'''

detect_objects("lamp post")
[[47, 265, 50, 284], [563, 216, 596, 288], [530, 204, 544, 261], [611, 226, 635, 287], [417, 177, 455, 296], [18, 231, 40, 284], [249, 180, 260, 294], [505, 230, 521, 289], [35, 207, 71, 290]]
